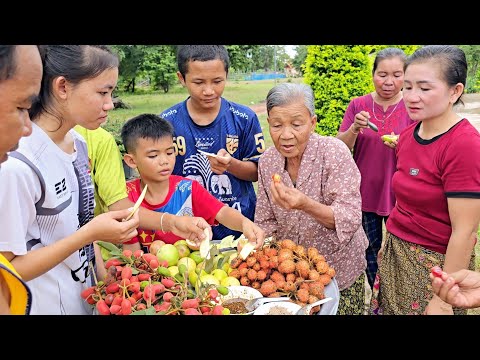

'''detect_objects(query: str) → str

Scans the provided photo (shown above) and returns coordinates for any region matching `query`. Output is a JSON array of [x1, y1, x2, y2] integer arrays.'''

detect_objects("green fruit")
[[168, 266, 179, 277], [175, 243, 191, 258], [156, 244, 179, 266], [157, 266, 171, 277], [216, 285, 229, 296], [189, 251, 203, 264], [100, 247, 111, 261], [178, 257, 196, 275], [200, 274, 220, 286], [211, 269, 228, 282], [220, 276, 240, 287], [140, 281, 149, 290], [178, 263, 188, 276], [381, 134, 399, 143]]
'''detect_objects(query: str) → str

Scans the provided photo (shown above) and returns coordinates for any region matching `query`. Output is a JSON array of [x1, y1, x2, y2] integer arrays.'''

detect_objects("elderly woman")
[[255, 83, 369, 315]]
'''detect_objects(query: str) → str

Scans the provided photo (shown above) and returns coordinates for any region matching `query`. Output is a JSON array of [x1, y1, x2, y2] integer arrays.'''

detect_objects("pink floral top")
[[255, 134, 368, 290]]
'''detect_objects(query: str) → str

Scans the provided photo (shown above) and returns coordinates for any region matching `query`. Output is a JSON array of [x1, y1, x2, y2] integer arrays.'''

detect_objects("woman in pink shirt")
[[337, 48, 414, 290], [255, 83, 369, 315], [373, 45, 480, 315]]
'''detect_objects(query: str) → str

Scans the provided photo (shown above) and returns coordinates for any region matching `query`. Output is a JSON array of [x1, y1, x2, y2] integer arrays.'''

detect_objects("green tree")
[[141, 45, 177, 93], [111, 45, 145, 93], [293, 45, 308, 75], [459, 45, 480, 92], [304, 45, 419, 136], [304, 45, 374, 136]]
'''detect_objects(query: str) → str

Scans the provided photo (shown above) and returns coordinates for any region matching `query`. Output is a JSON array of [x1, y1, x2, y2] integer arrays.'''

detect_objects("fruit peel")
[[199, 227, 212, 259]]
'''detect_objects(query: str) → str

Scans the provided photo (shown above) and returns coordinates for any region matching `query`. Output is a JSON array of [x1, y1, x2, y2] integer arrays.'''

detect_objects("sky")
[[284, 45, 297, 58]]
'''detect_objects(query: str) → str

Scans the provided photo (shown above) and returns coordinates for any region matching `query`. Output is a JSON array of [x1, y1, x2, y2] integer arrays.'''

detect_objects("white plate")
[[253, 301, 302, 315], [219, 286, 262, 315], [318, 277, 340, 315]]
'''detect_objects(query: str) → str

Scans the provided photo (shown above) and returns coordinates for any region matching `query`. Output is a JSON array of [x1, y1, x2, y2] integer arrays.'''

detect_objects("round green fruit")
[[175, 243, 191, 259], [156, 244, 179, 266], [178, 257, 196, 275], [189, 251, 203, 264], [220, 276, 241, 287], [200, 274, 220, 286]]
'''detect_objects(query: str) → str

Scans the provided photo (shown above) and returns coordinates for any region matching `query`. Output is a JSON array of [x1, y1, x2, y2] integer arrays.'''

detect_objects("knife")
[[367, 121, 378, 132]]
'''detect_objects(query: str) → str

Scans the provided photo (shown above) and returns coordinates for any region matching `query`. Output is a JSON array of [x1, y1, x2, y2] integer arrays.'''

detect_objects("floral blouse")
[[255, 133, 368, 290]]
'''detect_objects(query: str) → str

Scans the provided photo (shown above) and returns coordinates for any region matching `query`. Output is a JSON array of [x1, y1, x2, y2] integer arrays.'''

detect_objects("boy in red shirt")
[[120, 113, 265, 253]]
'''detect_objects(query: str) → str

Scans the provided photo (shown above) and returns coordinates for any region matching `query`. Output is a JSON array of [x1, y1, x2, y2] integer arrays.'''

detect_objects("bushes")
[[303, 45, 374, 136]]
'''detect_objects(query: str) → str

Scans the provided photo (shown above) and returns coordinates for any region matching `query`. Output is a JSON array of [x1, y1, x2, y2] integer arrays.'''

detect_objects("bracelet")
[[349, 125, 359, 135], [160, 213, 167, 234]]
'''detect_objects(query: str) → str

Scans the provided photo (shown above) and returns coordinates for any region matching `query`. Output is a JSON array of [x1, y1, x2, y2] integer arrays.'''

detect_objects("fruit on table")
[[381, 134, 399, 143], [149, 240, 165, 255], [156, 244, 180, 266]]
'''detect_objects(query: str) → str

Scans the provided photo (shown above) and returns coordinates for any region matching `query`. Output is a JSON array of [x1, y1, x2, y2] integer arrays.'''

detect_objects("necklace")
[[372, 94, 402, 127]]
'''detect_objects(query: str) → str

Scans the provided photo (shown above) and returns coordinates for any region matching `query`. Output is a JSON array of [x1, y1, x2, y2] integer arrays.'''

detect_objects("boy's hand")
[[208, 148, 232, 174], [240, 219, 265, 250], [166, 215, 211, 244]]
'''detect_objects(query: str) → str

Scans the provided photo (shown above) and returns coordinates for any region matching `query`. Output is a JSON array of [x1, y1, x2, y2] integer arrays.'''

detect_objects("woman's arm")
[[426, 198, 480, 314], [3, 208, 139, 282]]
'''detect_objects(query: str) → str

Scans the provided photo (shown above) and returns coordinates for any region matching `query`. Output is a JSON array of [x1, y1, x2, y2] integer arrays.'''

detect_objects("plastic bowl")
[[253, 301, 302, 315], [317, 277, 340, 315], [219, 285, 262, 315]]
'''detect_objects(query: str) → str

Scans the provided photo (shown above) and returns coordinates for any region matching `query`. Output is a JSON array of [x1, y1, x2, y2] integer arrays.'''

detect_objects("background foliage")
[[303, 45, 419, 136]]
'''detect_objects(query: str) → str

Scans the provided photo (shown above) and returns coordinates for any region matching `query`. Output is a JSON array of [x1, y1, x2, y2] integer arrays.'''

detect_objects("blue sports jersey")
[[161, 97, 265, 240]]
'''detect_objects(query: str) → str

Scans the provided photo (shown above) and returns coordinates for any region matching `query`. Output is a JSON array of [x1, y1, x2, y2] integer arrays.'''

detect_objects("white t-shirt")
[[0, 123, 95, 315]]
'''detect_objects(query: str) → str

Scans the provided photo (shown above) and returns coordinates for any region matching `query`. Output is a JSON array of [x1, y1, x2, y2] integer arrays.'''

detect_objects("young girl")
[[0, 46, 139, 315]]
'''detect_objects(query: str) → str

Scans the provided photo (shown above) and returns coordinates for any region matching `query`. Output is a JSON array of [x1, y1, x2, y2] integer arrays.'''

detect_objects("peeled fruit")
[[185, 239, 200, 251], [237, 236, 255, 260], [200, 274, 220, 286], [177, 257, 196, 275], [156, 244, 179, 267], [381, 134, 399, 143], [221, 276, 241, 287], [199, 227, 211, 259], [149, 240, 165, 255]]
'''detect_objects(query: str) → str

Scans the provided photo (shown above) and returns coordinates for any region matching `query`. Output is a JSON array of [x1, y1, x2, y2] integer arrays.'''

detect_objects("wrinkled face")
[[403, 61, 458, 122], [178, 59, 226, 110], [127, 136, 176, 183], [65, 67, 118, 130], [0, 45, 42, 165], [373, 57, 405, 100], [267, 99, 316, 159]]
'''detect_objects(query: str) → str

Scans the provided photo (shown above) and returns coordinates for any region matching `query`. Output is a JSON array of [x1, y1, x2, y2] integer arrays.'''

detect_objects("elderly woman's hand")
[[270, 179, 308, 211]]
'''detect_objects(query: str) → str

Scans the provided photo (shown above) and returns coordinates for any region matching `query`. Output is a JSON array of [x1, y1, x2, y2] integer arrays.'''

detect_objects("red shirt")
[[387, 119, 480, 253], [124, 176, 224, 250]]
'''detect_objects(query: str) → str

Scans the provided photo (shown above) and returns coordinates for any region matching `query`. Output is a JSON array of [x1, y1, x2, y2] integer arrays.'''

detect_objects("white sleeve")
[[0, 157, 42, 255]]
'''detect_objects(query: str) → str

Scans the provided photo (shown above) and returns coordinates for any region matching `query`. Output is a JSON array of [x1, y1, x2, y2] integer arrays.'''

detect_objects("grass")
[[105, 78, 300, 150]]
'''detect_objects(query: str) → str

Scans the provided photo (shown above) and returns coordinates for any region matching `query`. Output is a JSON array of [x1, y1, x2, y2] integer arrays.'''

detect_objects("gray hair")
[[266, 83, 315, 117]]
